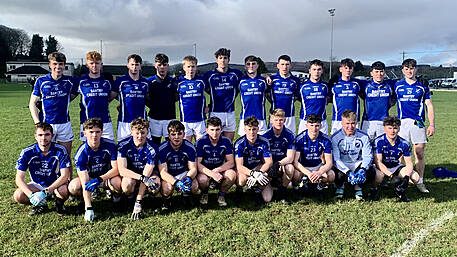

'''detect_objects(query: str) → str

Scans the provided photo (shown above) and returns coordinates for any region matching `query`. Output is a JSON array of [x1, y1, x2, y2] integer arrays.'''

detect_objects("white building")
[[6, 61, 75, 83]]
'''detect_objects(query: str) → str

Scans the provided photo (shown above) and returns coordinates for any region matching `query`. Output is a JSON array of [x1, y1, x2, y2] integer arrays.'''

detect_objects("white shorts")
[[330, 120, 359, 135], [386, 164, 404, 175], [51, 122, 73, 143], [174, 171, 189, 180], [297, 119, 329, 135], [341, 161, 362, 173], [284, 117, 296, 135], [361, 120, 384, 141], [79, 122, 115, 141], [28, 182, 46, 191], [148, 118, 173, 138], [398, 118, 427, 144], [117, 121, 151, 141], [238, 119, 268, 136], [304, 163, 324, 173], [209, 111, 237, 132], [183, 121, 207, 137]]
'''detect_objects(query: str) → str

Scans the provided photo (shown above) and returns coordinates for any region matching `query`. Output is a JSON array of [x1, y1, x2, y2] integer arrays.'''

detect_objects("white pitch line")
[[390, 211, 455, 257]]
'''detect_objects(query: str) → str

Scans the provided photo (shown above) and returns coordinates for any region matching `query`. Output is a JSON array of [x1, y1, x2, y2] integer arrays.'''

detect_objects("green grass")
[[0, 82, 456, 257]]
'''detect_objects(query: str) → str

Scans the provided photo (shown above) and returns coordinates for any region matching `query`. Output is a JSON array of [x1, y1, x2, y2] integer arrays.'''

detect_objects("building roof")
[[6, 65, 49, 75]]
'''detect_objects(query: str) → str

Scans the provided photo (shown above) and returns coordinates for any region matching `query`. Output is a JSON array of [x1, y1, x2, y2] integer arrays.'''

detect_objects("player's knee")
[[68, 178, 82, 195], [161, 182, 173, 197], [284, 164, 294, 176], [411, 172, 420, 184], [196, 173, 209, 186], [108, 176, 122, 194], [55, 184, 69, 200], [326, 170, 335, 183], [236, 172, 247, 186], [121, 178, 136, 195], [414, 146, 425, 159], [224, 170, 237, 182], [13, 189, 27, 204], [375, 170, 384, 185]]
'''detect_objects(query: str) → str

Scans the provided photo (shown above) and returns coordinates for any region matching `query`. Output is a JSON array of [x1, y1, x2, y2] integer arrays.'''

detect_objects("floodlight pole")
[[328, 8, 336, 80], [193, 43, 197, 58]]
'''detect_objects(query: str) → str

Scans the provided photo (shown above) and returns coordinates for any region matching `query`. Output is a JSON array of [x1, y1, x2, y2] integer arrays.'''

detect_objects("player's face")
[[35, 128, 53, 148], [341, 118, 357, 136], [244, 125, 259, 143], [127, 59, 141, 75], [270, 115, 285, 130], [168, 130, 184, 148], [86, 60, 102, 75], [183, 61, 197, 78], [206, 125, 222, 141], [131, 128, 148, 147], [277, 59, 291, 77], [84, 127, 102, 148], [245, 61, 258, 74], [49, 61, 65, 77], [371, 69, 385, 83], [216, 55, 229, 69], [309, 64, 323, 81], [402, 66, 417, 80], [384, 125, 399, 140], [154, 62, 169, 78], [339, 65, 354, 79], [306, 122, 322, 138]]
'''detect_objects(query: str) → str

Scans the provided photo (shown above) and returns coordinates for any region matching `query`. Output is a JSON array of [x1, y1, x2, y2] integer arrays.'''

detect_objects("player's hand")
[[211, 172, 223, 183], [131, 200, 142, 220], [140, 175, 159, 191], [266, 75, 272, 85], [427, 125, 435, 137], [116, 105, 121, 112], [253, 171, 269, 186], [29, 191, 47, 206], [347, 171, 357, 185], [355, 168, 367, 184], [308, 172, 321, 183], [246, 175, 257, 188], [85, 177, 103, 192], [84, 207, 94, 222]]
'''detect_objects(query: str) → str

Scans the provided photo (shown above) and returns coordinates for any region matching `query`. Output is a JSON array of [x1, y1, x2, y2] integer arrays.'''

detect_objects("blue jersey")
[[74, 138, 117, 178], [395, 79, 431, 121], [299, 79, 328, 120], [239, 74, 268, 120], [361, 79, 396, 121], [295, 130, 332, 167], [16, 143, 70, 187], [174, 75, 207, 123], [32, 74, 75, 124], [374, 134, 411, 168], [234, 135, 271, 170], [268, 73, 300, 117], [331, 78, 362, 121], [158, 139, 196, 176], [205, 68, 242, 112], [117, 137, 158, 174], [263, 127, 295, 163], [113, 73, 149, 123], [76, 74, 113, 124], [196, 134, 233, 169]]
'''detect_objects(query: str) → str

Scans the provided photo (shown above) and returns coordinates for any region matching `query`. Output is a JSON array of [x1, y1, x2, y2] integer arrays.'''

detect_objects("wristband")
[[429, 124, 435, 127], [389, 173, 394, 179], [86, 206, 93, 211]]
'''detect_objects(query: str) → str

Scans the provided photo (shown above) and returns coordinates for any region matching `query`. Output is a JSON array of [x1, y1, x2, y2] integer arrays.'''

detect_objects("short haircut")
[[244, 116, 259, 127], [207, 116, 222, 128], [48, 52, 66, 63], [83, 118, 103, 131], [86, 51, 102, 62], [35, 122, 53, 134], [306, 114, 322, 124], [402, 58, 417, 68], [244, 55, 258, 64], [155, 53, 169, 64], [278, 55, 291, 63], [340, 58, 354, 68], [371, 61, 385, 71], [270, 108, 285, 118], [214, 48, 231, 59], [182, 55, 197, 65], [131, 117, 149, 131], [127, 54, 142, 64], [383, 116, 401, 127], [341, 110, 357, 121], [309, 59, 323, 68], [168, 120, 185, 133]]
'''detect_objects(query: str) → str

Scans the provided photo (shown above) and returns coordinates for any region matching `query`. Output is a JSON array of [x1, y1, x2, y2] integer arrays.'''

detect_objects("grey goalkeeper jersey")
[[331, 128, 372, 173]]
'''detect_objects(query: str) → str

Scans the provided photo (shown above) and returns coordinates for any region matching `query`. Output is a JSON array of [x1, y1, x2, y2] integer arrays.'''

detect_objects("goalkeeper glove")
[[85, 177, 103, 192], [29, 191, 47, 206], [84, 207, 94, 222], [347, 171, 357, 185], [355, 168, 367, 184], [131, 200, 143, 220], [254, 171, 269, 186]]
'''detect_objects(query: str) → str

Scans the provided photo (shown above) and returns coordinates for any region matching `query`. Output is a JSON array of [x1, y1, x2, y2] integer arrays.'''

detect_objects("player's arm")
[[360, 137, 373, 169], [213, 153, 235, 173], [235, 157, 251, 176], [28, 94, 41, 124], [109, 91, 118, 102], [403, 155, 414, 176], [136, 164, 155, 201], [197, 157, 221, 181], [117, 157, 142, 180], [101, 160, 120, 180], [46, 167, 70, 193], [293, 151, 313, 178], [77, 170, 93, 208], [186, 161, 197, 178], [15, 170, 33, 197], [318, 152, 333, 174], [425, 99, 435, 136], [259, 157, 273, 174], [278, 149, 295, 166], [374, 153, 392, 177], [159, 162, 178, 185]]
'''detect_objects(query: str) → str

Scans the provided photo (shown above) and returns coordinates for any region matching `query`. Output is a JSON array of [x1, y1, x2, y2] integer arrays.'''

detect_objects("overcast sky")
[[1, 0, 456, 67]]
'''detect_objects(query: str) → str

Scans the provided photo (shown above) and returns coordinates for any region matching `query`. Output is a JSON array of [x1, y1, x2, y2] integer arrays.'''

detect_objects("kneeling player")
[[118, 118, 161, 219], [373, 116, 420, 202], [158, 120, 199, 209], [293, 114, 334, 199], [13, 122, 71, 216], [196, 117, 236, 207], [234, 116, 273, 204], [69, 118, 122, 221], [263, 109, 295, 204]]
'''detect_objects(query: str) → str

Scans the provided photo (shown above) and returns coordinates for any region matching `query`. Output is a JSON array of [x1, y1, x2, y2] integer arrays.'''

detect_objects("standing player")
[[13, 122, 71, 215], [267, 55, 300, 134], [329, 58, 363, 135], [238, 56, 269, 136], [146, 53, 176, 146], [331, 110, 380, 201], [117, 118, 161, 219], [204, 48, 242, 142], [196, 117, 236, 207], [297, 59, 329, 134], [69, 118, 122, 221], [262, 109, 295, 204], [373, 117, 420, 202], [234, 116, 273, 204], [158, 120, 199, 209], [174, 56, 207, 142], [293, 114, 334, 199], [29, 52, 76, 159], [360, 61, 396, 140], [395, 59, 435, 193], [112, 54, 149, 141], [76, 51, 116, 141]]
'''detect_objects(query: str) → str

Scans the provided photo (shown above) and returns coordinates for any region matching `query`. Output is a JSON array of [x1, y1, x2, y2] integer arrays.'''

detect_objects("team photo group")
[[13, 47, 435, 222]]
